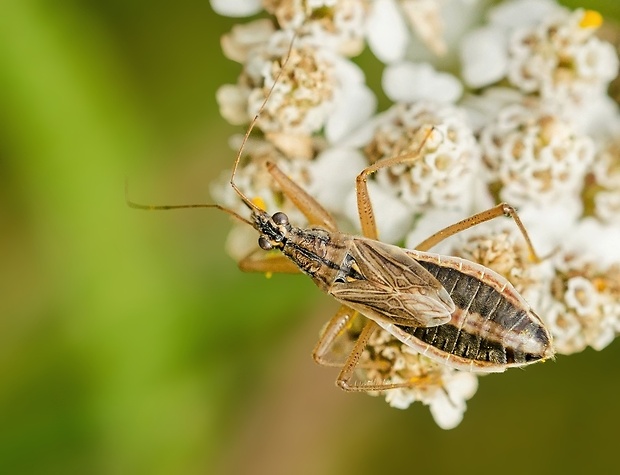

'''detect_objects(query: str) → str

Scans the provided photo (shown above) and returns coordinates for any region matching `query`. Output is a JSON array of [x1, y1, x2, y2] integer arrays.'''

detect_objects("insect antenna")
[[126, 33, 298, 226], [229, 33, 297, 214], [124, 179, 254, 227]]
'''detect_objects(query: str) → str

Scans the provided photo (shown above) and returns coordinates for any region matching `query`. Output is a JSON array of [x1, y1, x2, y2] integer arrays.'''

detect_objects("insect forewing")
[[328, 238, 455, 327]]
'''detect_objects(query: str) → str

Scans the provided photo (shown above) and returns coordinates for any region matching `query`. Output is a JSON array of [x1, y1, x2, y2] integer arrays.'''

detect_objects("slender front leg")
[[265, 161, 338, 232], [238, 249, 302, 274]]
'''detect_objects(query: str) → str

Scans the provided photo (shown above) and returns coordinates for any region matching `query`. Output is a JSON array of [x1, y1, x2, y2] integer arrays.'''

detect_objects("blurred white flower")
[[541, 247, 620, 354], [488, 0, 558, 28], [383, 61, 463, 103], [220, 19, 276, 64], [429, 371, 478, 430], [565, 276, 598, 318], [366, 0, 412, 63], [461, 1, 619, 110], [460, 25, 508, 88], [586, 137, 620, 224], [398, 0, 449, 56], [367, 0, 466, 60], [211, 0, 262, 17], [507, 8, 618, 106], [264, 0, 369, 56]]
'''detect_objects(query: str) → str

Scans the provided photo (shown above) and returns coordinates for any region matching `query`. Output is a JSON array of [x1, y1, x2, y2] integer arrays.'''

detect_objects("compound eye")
[[258, 236, 273, 250], [272, 212, 289, 226]]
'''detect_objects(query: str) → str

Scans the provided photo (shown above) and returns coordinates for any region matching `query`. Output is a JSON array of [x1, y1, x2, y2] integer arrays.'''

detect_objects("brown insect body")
[[128, 41, 554, 392], [388, 251, 553, 372], [254, 207, 554, 373]]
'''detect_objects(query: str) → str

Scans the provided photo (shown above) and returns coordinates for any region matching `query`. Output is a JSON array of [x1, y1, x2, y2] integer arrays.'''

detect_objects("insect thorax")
[[280, 226, 341, 281]]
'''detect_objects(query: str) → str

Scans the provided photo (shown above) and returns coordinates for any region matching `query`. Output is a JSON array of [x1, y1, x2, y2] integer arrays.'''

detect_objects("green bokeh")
[[0, 1, 618, 474]]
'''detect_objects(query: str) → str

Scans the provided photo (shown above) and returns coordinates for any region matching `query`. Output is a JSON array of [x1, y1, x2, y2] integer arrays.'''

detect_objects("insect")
[[126, 41, 554, 394]]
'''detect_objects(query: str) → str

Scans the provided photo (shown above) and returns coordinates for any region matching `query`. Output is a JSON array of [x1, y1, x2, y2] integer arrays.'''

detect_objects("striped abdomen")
[[378, 251, 554, 373]]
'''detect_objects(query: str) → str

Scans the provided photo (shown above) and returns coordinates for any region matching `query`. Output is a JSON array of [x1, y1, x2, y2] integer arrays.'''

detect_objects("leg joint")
[[337, 379, 352, 391], [500, 202, 516, 217]]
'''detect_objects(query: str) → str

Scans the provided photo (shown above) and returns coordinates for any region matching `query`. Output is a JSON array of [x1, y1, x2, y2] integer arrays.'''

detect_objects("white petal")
[[326, 85, 377, 143], [564, 219, 620, 265], [429, 372, 478, 430], [445, 371, 479, 401], [590, 325, 616, 352], [221, 19, 275, 63], [366, 0, 410, 63], [307, 148, 367, 213], [488, 0, 559, 29], [518, 202, 581, 257], [383, 61, 462, 103], [332, 53, 366, 85], [461, 26, 508, 88], [385, 388, 417, 409], [324, 56, 377, 143], [429, 391, 465, 430], [265, 132, 314, 160], [573, 95, 620, 140], [224, 225, 258, 262], [405, 208, 473, 255], [337, 118, 380, 149], [216, 84, 250, 125], [460, 87, 524, 131], [210, 0, 262, 17], [400, 0, 446, 55], [423, 0, 487, 61]]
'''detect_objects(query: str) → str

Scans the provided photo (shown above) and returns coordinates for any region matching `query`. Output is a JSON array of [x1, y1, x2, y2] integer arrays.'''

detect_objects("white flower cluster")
[[544, 249, 620, 354], [211, 0, 620, 429], [461, 1, 618, 107], [478, 99, 595, 208], [587, 136, 620, 223]]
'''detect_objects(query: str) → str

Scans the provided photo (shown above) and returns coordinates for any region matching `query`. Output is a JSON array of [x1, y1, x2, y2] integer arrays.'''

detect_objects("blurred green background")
[[1, 1, 619, 474]]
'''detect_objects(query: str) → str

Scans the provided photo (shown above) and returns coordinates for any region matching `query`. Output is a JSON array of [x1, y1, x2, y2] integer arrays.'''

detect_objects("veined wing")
[[328, 238, 455, 327]]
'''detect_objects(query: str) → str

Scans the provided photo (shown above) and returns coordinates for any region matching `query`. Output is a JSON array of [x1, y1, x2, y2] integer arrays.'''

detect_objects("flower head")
[[364, 102, 479, 212], [543, 246, 620, 354], [585, 137, 620, 223], [211, 0, 620, 429], [478, 99, 595, 207], [461, 2, 618, 111], [264, 0, 369, 56], [507, 8, 617, 106]]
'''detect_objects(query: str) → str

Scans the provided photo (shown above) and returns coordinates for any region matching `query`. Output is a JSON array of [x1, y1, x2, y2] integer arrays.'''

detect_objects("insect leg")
[[336, 320, 437, 391], [313, 305, 362, 367], [326, 128, 444, 391], [414, 202, 541, 262], [238, 249, 302, 274], [355, 126, 436, 240], [265, 161, 338, 231]]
